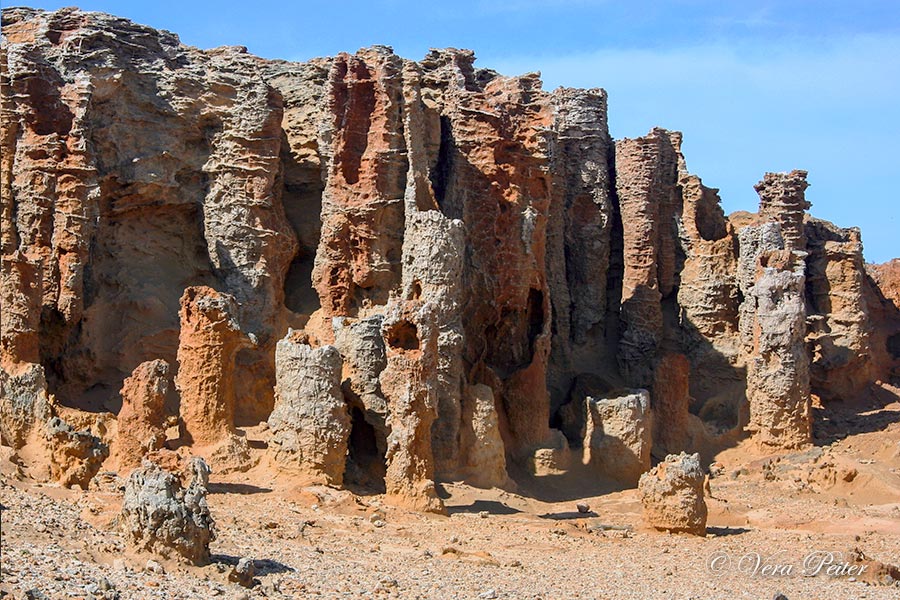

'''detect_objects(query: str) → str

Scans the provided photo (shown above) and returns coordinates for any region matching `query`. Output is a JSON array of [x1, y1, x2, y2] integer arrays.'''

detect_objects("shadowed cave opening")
[[888, 333, 900, 360], [345, 406, 386, 493], [385, 320, 419, 351]]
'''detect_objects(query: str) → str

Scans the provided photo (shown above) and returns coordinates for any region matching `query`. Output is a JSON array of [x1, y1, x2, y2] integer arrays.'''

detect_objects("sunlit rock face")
[[2, 7, 897, 497]]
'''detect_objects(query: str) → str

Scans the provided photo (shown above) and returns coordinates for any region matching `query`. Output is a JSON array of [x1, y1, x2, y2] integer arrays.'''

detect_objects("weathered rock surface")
[[175, 286, 249, 447], [459, 383, 508, 488], [46, 416, 108, 489], [120, 458, 215, 564], [582, 389, 652, 484], [743, 247, 812, 449], [0, 362, 51, 449], [380, 300, 444, 513], [268, 330, 350, 485], [2, 7, 898, 498], [614, 128, 681, 387], [110, 359, 169, 471], [638, 452, 708, 535]]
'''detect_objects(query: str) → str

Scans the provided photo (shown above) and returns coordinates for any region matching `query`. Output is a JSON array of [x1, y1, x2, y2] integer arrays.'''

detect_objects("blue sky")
[[10, 1, 899, 262]]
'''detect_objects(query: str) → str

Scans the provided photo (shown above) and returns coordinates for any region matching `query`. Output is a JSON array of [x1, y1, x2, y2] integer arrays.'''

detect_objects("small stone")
[[228, 557, 256, 588], [373, 519, 386, 528], [145, 559, 164, 574], [773, 594, 788, 600], [478, 511, 489, 519], [479, 590, 498, 599], [576, 502, 590, 514]]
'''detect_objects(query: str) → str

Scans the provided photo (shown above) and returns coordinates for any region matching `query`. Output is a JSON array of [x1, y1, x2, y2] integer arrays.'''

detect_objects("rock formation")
[[175, 286, 248, 446], [268, 330, 350, 485], [2, 7, 899, 499], [380, 300, 444, 513], [46, 416, 108, 489], [459, 383, 508, 488], [582, 390, 652, 484], [638, 452, 707, 535], [120, 458, 215, 564], [110, 360, 169, 472]]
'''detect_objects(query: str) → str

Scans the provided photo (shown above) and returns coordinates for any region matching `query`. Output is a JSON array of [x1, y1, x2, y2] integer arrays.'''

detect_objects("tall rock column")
[[175, 286, 251, 449], [549, 87, 614, 345], [754, 170, 810, 251], [268, 331, 350, 485], [419, 52, 555, 454], [614, 128, 681, 386], [738, 172, 813, 449], [399, 60, 468, 475], [744, 249, 811, 448], [312, 47, 408, 318], [379, 300, 445, 513], [111, 359, 169, 472]]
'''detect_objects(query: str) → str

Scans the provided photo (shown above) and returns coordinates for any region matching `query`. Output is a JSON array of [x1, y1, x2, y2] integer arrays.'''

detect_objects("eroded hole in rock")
[[337, 62, 375, 186], [888, 333, 900, 359], [279, 127, 325, 315], [527, 288, 544, 347], [695, 193, 728, 242], [411, 280, 422, 300], [430, 115, 453, 208], [345, 406, 386, 493], [385, 320, 419, 350]]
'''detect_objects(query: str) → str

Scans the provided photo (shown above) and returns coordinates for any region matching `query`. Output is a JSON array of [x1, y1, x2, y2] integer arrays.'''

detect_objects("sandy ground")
[[2, 398, 899, 600]]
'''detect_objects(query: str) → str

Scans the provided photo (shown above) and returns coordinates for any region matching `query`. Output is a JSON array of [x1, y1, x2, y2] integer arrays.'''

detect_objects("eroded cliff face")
[[2, 8, 898, 498]]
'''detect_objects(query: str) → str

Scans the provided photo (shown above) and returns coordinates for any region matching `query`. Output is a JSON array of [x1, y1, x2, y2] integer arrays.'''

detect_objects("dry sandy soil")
[[2, 395, 900, 600]]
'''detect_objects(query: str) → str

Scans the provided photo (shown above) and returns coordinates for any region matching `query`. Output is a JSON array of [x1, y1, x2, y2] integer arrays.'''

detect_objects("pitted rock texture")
[[46, 416, 108, 489], [380, 300, 444, 513], [110, 359, 169, 472], [2, 7, 898, 497], [743, 249, 812, 449], [175, 286, 249, 447], [268, 330, 350, 485], [754, 170, 811, 252], [120, 458, 215, 564], [614, 128, 681, 387], [582, 389, 652, 484], [638, 452, 708, 536], [459, 383, 508, 488]]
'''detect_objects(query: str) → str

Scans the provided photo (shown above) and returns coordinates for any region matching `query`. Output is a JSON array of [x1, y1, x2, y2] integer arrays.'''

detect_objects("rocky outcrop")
[[582, 390, 652, 484], [0, 362, 51, 449], [312, 47, 406, 317], [638, 452, 707, 535], [268, 330, 350, 485], [805, 219, 874, 401], [46, 416, 108, 489], [741, 242, 811, 449], [755, 170, 810, 252], [175, 286, 249, 446], [614, 129, 681, 387], [380, 300, 444, 513], [120, 458, 215, 564], [110, 360, 169, 472], [459, 383, 508, 488], [2, 7, 897, 500]]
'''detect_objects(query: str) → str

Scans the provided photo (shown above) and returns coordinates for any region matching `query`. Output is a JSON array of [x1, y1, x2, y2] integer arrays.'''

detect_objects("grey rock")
[[268, 331, 350, 485], [120, 458, 215, 564]]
